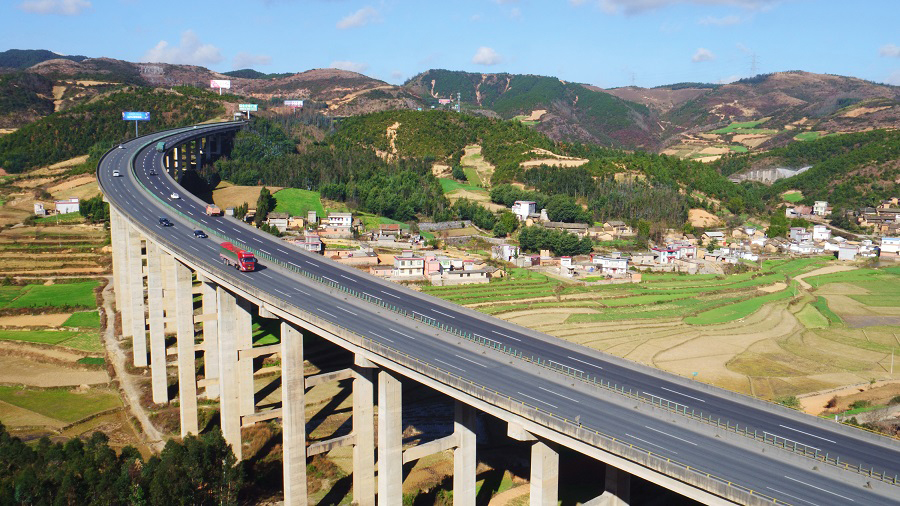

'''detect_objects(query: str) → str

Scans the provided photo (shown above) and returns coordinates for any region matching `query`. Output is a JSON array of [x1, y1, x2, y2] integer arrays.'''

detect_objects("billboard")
[[284, 100, 304, 108], [238, 104, 258, 112], [210, 79, 231, 89], [122, 111, 150, 121], [438, 98, 451, 105]]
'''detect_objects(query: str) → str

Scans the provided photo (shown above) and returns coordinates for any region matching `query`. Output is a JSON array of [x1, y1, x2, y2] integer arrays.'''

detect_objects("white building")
[[838, 245, 859, 261], [511, 201, 536, 222], [323, 212, 352, 233], [881, 237, 900, 256], [590, 253, 629, 276], [55, 198, 80, 215], [491, 244, 520, 262], [393, 251, 425, 277], [287, 232, 322, 253], [813, 201, 829, 216], [812, 225, 831, 242], [34, 203, 46, 216]]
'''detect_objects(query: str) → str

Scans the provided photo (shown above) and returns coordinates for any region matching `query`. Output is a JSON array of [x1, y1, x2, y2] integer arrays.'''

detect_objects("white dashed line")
[[323, 276, 339, 284], [339, 274, 354, 281], [388, 328, 417, 340], [491, 329, 520, 341], [289, 262, 303, 269], [764, 488, 818, 506], [277, 248, 290, 254], [661, 387, 706, 403], [537, 386, 580, 403], [644, 426, 697, 446], [516, 391, 557, 409], [336, 306, 358, 316], [778, 425, 836, 444], [567, 355, 602, 369], [275, 288, 290, 296], [317, 308, 339, 320], [783, 476, 853, 502], [431, 308, 455, 318], [625, 433, 677, 455], [381, 290, 402, 299], [433, 358, 465, 372], [369, 332, 394, 343], [454, 354, 488, 368]]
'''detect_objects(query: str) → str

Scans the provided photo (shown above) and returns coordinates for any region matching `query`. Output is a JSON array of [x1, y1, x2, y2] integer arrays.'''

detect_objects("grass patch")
[[463, 167, 482, 187], [710, 120, 766, 134], [812, 296, 842, 323], [5, 281, 99, 309], [796, 304, 829, 329], [35, 213, 86, 224], [438, 177, 484, 194], [62, 310, 100, 328], [849, 295, 900, 307], [58, 332, 103, 352], [0, 386, 120, 423], [77, 357, 105, 366], [0, 329, 81, 345], [782, 191, 803, 203], [273, 188, 325, 218], [729, 145, 749, 153], [685, 285, 796, 325], [794, 131, 822, 142]]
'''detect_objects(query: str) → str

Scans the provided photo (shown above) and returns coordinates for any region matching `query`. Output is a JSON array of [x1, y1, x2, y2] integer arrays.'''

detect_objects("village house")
[[542, 221, 590, 237], [34, 203, 46, 216], [491, 244, 520, 263], [789, 227, 812, 242], [878, 198, 900, 210], [880, 237, 900, 258], [701, 231, 725, 245], [838, 245, 859, 261], [265, 212, 290, 232], [307, 210, 318, 225], [286, 231, 323, 254], [813, 201, 829, 216], [812, 225, 831, 242], [331, 249, 379, 267], [55, 198, 80, 215], [603, 220, 634, 236], [511, 200, 536, 222], [368, 265, 393, 277], [589, 252, 629, 277], [322, 212, 353, 234], [393, 251, 425, 277]]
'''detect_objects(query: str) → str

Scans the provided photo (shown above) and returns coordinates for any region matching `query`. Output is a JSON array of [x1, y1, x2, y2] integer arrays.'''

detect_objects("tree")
[[766, 211, 789, 238], [545, 195, 586, 223], [254, 186, 275, 226], [451, 165, 466, 181]]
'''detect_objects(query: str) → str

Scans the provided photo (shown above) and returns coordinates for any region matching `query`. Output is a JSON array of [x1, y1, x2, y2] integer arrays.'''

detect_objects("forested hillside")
[[0, 49, 87, 69], [0, 72, 54, 128], [0, 86, 228, 172]]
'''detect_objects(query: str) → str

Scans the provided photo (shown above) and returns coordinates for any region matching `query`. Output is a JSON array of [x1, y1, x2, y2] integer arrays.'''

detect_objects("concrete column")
[[237, 299, 255, 416], [530, 441, 559, 506], [173, 258, 198, 436], [281, 321, 307, 506], [162, 255, 177, 334], [599, 465, 631, 506], [453, 402, 477, 506], [173, 147, 179, 170], [194, 139, 202, 170], [126, 224, 147, 367], [146, 242, 168, 404], [201, 281, 220, 399], [377, 369, 402, 506], [353, 357, 376, 506], [109, 208, 128, 331], [217, 286, 242, 460]]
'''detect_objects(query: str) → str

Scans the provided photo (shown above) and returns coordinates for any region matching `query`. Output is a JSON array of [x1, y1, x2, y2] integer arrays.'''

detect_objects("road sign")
[[284, 100, 303, 108], [210, 79, 231, 89], [122, 111, 150, 121], [238, 104, 258, 112]]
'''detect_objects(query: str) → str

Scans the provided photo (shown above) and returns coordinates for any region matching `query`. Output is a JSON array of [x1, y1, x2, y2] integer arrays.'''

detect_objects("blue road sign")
[[122, 111, 151, 121]]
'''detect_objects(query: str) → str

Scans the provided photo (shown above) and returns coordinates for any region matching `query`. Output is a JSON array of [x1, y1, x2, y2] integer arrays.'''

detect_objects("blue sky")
[[4, 0, 899, 88]]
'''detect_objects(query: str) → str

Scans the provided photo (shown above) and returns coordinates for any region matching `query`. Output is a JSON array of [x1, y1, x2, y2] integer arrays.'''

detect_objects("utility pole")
[[750, 53, 759, 76]]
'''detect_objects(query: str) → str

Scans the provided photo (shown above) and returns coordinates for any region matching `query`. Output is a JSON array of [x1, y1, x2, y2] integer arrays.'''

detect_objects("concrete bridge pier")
[[109, 208, 129, 333], [216, 285, 246, 459], [199, 280, 220, 399], [146, 242, 168, 404], [353, 355, 377, 506], [377, 369, 403, 506], [530, 440, 559, 506], [280, 320, 307, 506], [171, 256, 198, 436], [125, 223, 147, 367]]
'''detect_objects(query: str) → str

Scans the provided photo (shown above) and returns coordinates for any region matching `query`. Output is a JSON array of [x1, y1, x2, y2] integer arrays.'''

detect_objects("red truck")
[[219, 242, 256, 271], [205, 204, 222, 216]]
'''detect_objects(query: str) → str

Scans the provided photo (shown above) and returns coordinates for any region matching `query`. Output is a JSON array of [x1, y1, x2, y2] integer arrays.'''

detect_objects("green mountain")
[[405, 70, 658, 150], [0, 49, 88, 69]]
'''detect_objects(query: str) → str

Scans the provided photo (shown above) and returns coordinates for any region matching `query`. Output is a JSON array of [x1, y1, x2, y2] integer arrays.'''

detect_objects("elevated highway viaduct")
[[99, 122, 900, 505]]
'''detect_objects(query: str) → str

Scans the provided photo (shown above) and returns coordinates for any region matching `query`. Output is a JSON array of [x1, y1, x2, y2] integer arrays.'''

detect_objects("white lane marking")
[[199, 218, 208, 224], [491, 329, 521, 341], [625, 433, 677, 454], [660, 387, 707, 403], [186, 244, 200, 252], [643, 426, 698, 446], [289, 262, 303, 269], [388, 328, 417, 340], [381, 290, 403, 299], [259, 250, 271, 256], [294, 288, 311, 296], [778, 425, 837, 444], [340, 274, 354, 281], [277, 248, 290, 254], [367, 294, 382, 300], [251, 237, 264, 243], [783, 476, 854, 502], [517, 391, 558, 409], [216, 228, 226, 233], [537, 386, 580, 403], [431, 308, 455, 318], [433, 358, 465, 372], [567, 355, 603, 369], [336, 306, 357, 316], [259, 272, 273, 278], [765, 487, 819, 506], [369, 332, 394, 343], [454, 354, 488, 368], [317, 308, 340, 320], [323, 276, 339, 284], [275, 288, 290, 296]]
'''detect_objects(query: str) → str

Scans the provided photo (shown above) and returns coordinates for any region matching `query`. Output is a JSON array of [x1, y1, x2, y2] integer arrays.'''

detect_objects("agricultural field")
[[710, 119, 779, 135], [782, 191, 804, 203], [424, 258, 900, 399]]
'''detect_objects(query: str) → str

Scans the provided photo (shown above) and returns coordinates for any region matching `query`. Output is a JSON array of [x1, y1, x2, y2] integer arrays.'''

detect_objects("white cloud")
[[595, 0, 779, 15], [330, 60, 369, 73], [509, 7, 522, 19], [879, 44, 900, 58], [472, 46, 502, 66], [232, 52, 271, 69], [19, 0, 91, 15], [717, 74, 742, 84], [143, 30, 223, 66], [692, 48, 715, 62], [336, 6, 381, 29], [699, 14, 742, 25]]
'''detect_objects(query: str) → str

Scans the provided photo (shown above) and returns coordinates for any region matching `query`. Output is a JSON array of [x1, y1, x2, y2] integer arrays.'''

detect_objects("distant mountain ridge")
[[0, 49, 88, 69]]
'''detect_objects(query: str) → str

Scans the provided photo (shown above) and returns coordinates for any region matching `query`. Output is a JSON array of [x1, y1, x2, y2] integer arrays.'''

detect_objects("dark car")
[[148, 169, 158, 176], [193, 229, 207, 238], [158, 217, 172, 227]]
